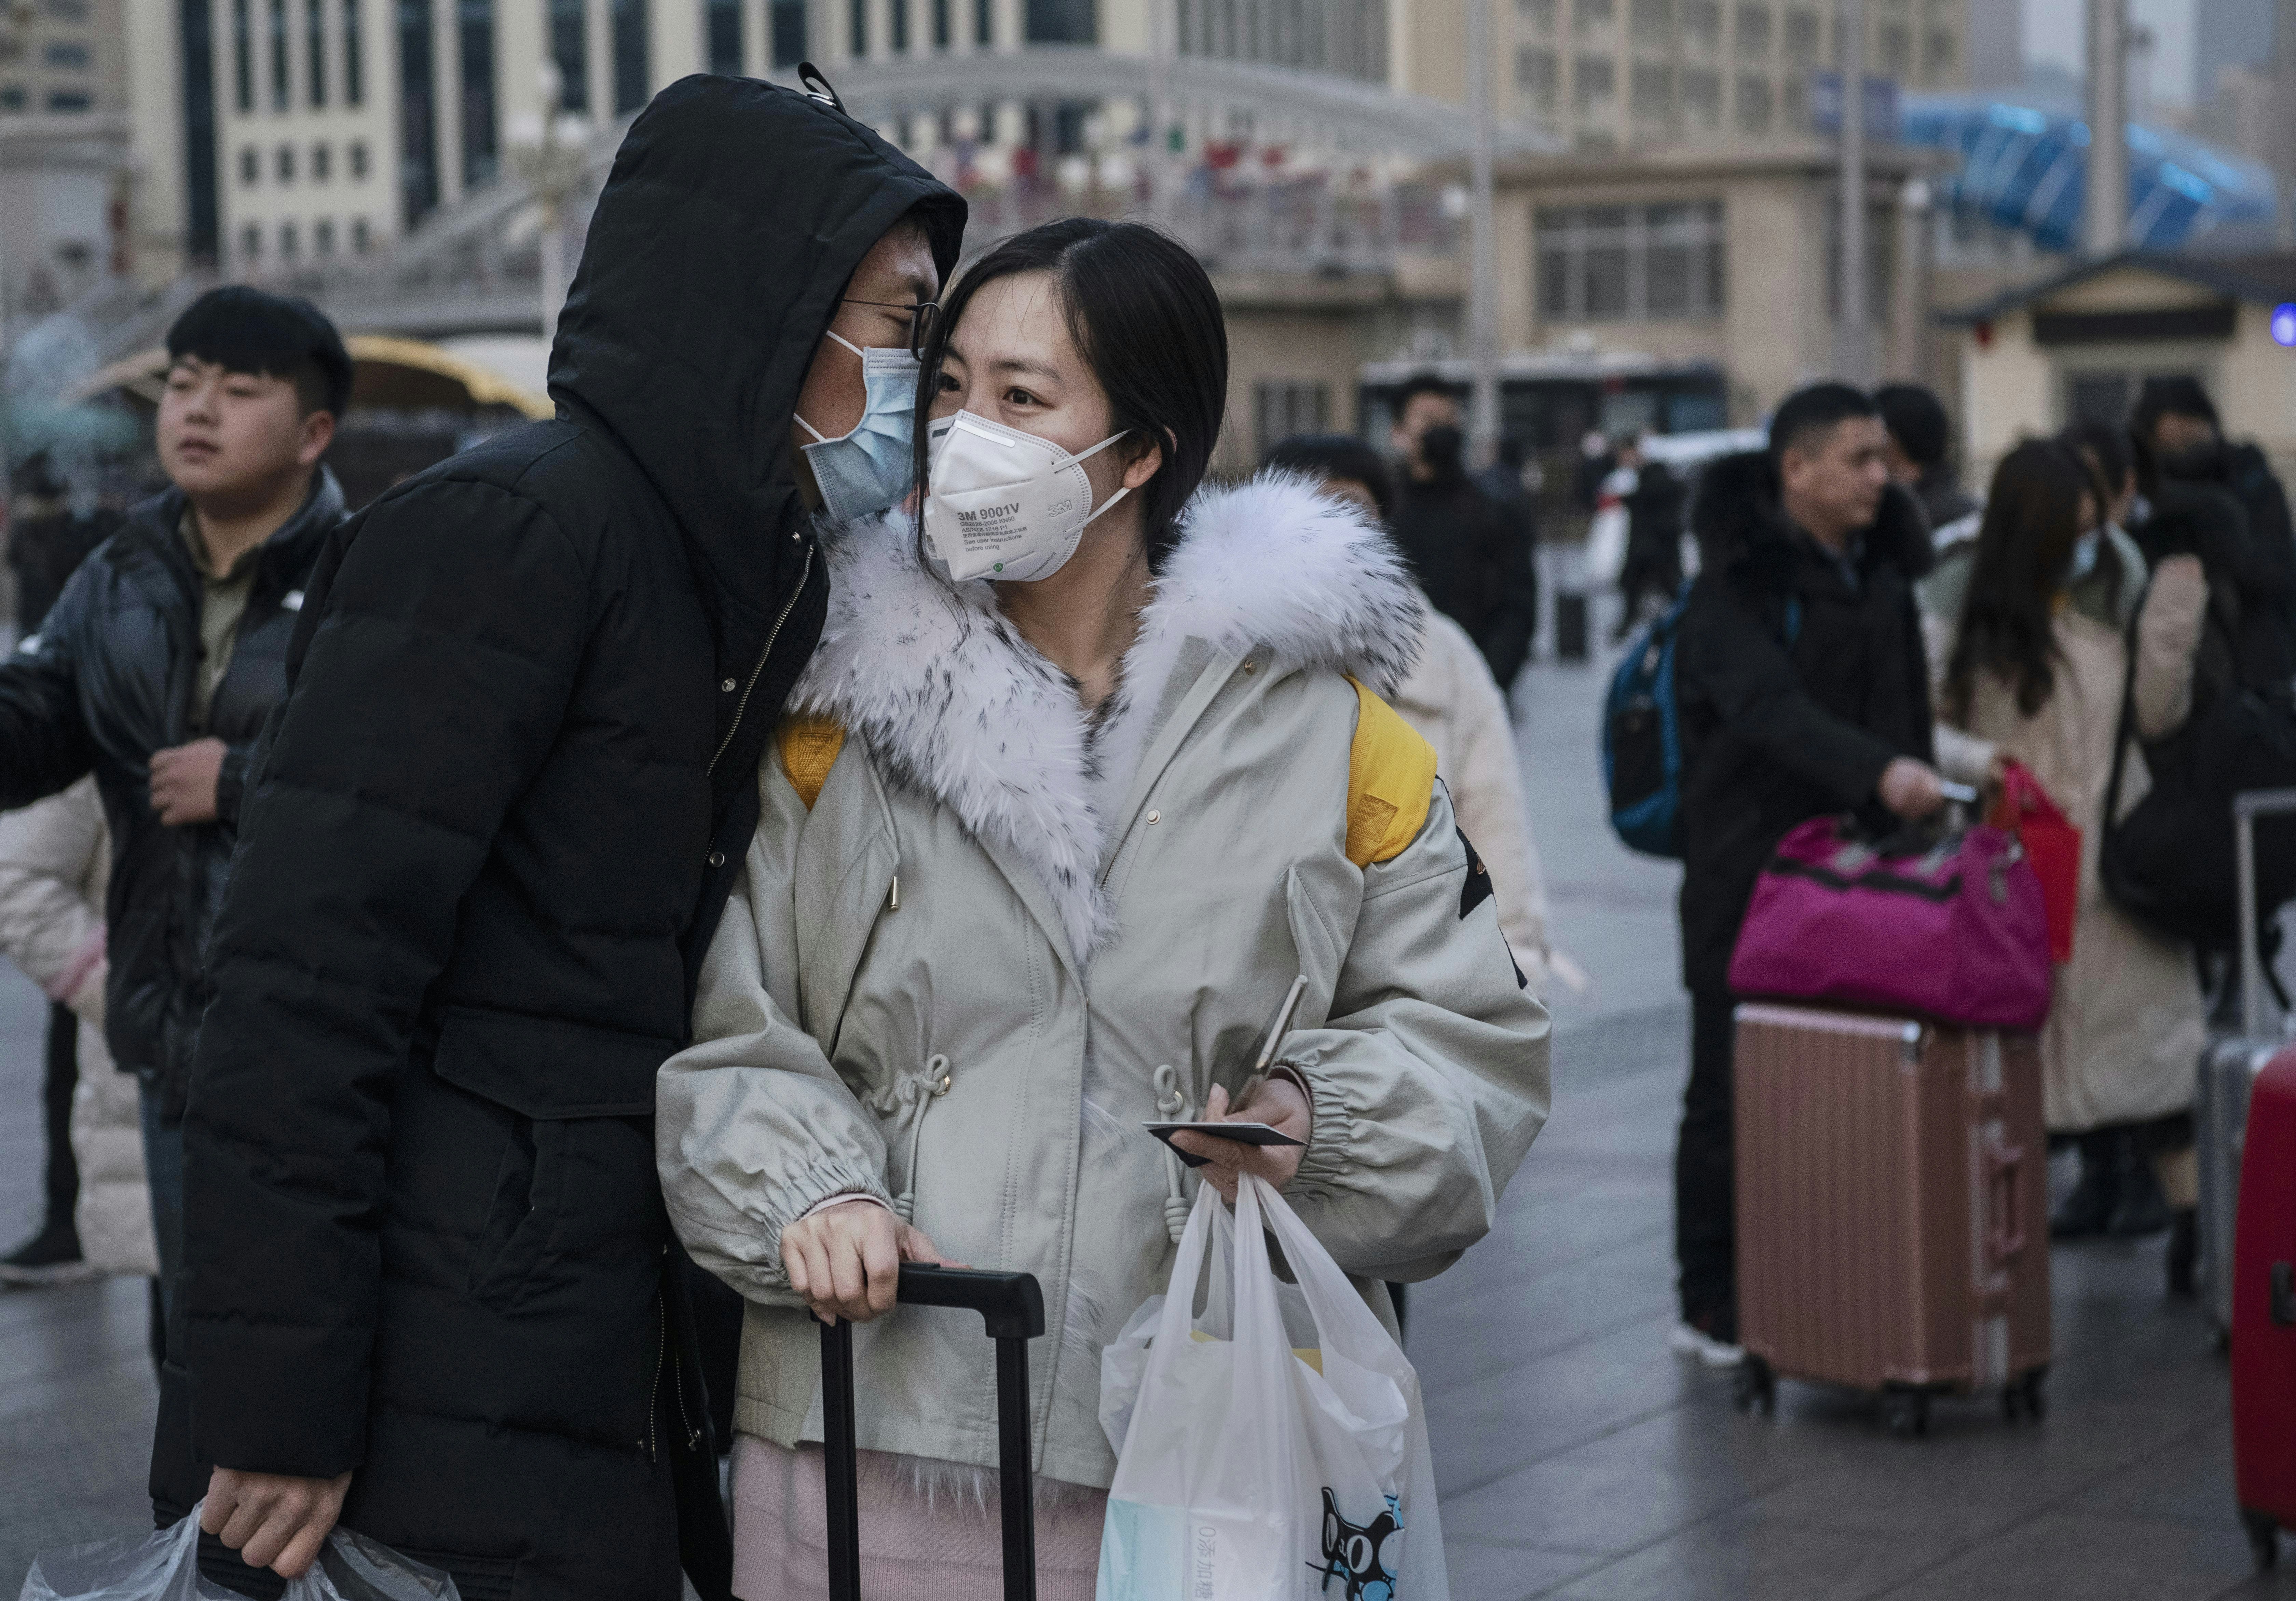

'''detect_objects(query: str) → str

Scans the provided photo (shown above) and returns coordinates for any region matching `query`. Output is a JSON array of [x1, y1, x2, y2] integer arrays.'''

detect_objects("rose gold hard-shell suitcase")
[[1731, 1004, 2051, 1435]]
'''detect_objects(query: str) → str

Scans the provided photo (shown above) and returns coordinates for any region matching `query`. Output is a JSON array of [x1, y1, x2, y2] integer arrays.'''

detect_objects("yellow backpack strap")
[[777, 714, 847, 812], [1343, 677, 1437, 867]]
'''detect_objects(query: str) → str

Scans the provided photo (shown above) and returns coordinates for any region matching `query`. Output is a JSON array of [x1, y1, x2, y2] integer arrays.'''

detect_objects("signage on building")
[[1809, 73, 1900, 140]]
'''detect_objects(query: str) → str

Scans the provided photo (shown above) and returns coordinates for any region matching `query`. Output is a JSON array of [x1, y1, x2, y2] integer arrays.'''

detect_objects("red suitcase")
[[1731, 1004, 2052, 1434], [2232, 1050, 2296, 1570]]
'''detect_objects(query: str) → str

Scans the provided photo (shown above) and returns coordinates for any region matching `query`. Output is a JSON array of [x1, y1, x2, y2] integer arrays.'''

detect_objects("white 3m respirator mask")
[[921, 410, 1131, 582]]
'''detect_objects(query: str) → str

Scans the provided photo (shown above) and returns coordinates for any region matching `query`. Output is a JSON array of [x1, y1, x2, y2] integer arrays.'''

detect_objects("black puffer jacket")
[[156, 77, 963, 1601], [1674, 451, 1935, 993], [1389, 469, 1539, 690], [0, 472, 340, 1110]]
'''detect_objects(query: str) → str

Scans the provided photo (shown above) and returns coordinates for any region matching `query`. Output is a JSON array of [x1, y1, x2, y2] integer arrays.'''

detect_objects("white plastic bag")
[[1096, 1174, 1446, 1601], [19, 1502, 460, 1601], [1584, 501, 1629, 589]]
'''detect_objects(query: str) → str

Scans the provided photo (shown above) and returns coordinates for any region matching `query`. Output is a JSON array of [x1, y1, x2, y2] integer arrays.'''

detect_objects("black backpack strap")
[[2100, 574, 2151, 845]]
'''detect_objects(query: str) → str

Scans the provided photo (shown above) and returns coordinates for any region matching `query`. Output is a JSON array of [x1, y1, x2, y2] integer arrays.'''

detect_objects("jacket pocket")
[[430, 1005, 678, 1313]]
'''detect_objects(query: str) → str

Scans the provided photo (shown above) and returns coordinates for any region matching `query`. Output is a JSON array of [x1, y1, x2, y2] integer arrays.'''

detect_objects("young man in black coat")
[[158, 78, 964, 1601], [0, 288, 348, 1302], [1386, 374, 1539, 694], [1669, 383, 1946, 1364], [1612, 431, 1686, 640]]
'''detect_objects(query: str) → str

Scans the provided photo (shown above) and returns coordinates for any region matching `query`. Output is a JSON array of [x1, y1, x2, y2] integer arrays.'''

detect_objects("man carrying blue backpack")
[[1663, 383, 1945, 1364]]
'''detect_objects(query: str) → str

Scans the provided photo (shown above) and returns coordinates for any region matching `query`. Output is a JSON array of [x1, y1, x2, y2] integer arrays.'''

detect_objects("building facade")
[[0, 0, 126, 115]]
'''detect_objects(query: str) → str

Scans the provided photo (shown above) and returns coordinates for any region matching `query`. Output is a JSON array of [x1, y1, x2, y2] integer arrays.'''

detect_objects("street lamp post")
[[507, 61, 590, 352], [1834, 0, 1869, 386], [1465, 0, 1499, 462], [2085, 0, 2127, 258]]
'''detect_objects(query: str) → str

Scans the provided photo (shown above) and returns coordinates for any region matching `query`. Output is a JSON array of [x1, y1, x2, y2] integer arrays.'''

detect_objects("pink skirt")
[[731, 1433, 1109, 1601]]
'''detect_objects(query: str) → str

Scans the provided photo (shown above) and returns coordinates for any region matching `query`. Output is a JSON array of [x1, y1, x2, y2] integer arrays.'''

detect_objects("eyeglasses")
[[838, 298, 943, 361]]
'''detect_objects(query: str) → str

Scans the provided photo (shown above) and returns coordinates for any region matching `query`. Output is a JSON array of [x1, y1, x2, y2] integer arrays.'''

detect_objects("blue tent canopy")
[[1898, 93, 2277, 254]]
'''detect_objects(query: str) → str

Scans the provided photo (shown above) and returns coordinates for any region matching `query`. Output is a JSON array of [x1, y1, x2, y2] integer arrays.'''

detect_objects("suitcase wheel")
[[1882, 1388, 1930, 1439], [2244, 1508, 2281, 1573], [1731, 1356, 1776, 1418]]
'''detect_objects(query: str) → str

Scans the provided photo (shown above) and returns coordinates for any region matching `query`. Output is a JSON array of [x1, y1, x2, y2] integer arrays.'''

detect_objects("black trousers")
[[1675, 989, 1735, 1329], [40, 1002, 78, 1236]]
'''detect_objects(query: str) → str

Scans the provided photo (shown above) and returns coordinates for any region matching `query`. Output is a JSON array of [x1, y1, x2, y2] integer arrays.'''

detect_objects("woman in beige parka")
[[656, 220, 1551, 1600], [1935, 439, 2207, 1261]]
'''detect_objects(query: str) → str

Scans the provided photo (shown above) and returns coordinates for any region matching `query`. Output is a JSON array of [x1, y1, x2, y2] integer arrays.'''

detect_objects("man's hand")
[[1168, 1075, 1314, 1203], [150, 738, 227, 826], [779, 1202, 949, 1326], [201, 1467, 352, 1579], [1877, 757, 1946, 821]]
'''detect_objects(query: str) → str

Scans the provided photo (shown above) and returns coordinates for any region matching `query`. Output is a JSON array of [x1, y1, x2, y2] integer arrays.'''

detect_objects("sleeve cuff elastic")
[[1276, 1056, 1353, 1194]]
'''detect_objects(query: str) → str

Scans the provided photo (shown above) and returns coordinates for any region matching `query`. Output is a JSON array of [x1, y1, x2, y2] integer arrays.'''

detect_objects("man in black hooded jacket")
[[1669, 383, 1944, 1362], [154, 77, 964, 1601]]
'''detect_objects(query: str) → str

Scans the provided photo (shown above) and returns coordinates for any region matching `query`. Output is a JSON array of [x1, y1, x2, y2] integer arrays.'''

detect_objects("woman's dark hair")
[[1262, 433, 1395, 520], [2057, 418, 2132, 508], [914, 217, 1229, 570], [1946, 439, 2096, 720]]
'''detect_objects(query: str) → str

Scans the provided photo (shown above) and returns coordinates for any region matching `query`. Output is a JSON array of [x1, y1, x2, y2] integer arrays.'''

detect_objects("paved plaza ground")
[[0, 632, 2285, 1599]]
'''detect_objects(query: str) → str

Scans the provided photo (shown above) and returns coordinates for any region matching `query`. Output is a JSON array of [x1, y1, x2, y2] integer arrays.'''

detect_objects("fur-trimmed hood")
[[789, 472, 1424, 964], [1691, 449, 1934, 584]]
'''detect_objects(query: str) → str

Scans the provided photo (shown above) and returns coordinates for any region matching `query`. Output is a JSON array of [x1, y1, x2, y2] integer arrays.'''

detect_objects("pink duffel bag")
[[1726, 815, 2052, 1030]]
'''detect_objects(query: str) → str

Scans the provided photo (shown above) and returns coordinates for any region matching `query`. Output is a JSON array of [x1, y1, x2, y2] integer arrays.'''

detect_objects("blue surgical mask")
[[796, 330, 920, 523], [2066, 528, 2103, 584]]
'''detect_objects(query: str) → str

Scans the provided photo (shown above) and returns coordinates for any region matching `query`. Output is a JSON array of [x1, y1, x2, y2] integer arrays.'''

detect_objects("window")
[[1630, 61, 1671, 121], [708, 0, 741, 69], [44, 88, 88, 109], [1735, 70, 1770, 130], [848, 0, 866, 54], [352, 215, 371, 252], [973, 0, 989, 44], [349, 138, 368, 176], [1923, 26, 1952, 77], [891, 0, 907, 49], [277, 141, 296, 179], [1536, 199, 1726, 322], [1517, 46, 1556, 112], [41, 41, 91, 67], [42, 0, 90, 18], [460, 0, 496, 187], [1783, 6, 1816, 63], [1518, 0, 1555, 29], [772, 0, 806, 64], [1572, 0, 1613, 31], [280, 220, 299, 260], [1628, 0, 1668, 41], [315, 217, 335, 255], [1682, 0, 1717, 47], [307, 0, 326, 101], [1780, 70, 1804, 126], [313, 140, 330, 178], [1253, 380, 1329, 460], [343, 0, 362, 102], [932, 0, 948, 48], [549, 0, 587, 109], [1573, 53, 1614, 112], [241, 222, 261, 261], [1733, 2, 1767, 57], [1681, 66, 1718, 126], [270, 0, 289, 108], [233, 0, 253, 109], [240, 145, 259, 182], [398, 0, 437, 225], [611, 0, 647, 112], [1879, 22, 1906, 76], [1026, 0, 1092, 43]]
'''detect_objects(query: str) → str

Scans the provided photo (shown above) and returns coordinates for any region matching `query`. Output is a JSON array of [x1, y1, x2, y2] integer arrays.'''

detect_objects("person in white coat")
[[1262, 432, 1560, 994], [657, 219, 1551, 1601], [0, 778, 157, 1292]]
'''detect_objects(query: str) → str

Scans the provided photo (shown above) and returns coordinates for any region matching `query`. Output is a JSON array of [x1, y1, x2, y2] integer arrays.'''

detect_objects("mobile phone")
[[1144, 1121, 1308, 1167]]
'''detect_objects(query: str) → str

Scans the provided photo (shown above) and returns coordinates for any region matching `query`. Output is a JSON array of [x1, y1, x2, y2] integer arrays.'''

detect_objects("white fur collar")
[[790, 472, 1424, 965]]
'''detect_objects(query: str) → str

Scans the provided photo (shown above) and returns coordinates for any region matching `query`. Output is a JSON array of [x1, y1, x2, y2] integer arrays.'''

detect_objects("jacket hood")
[[1690, 449, 1932, 583], [790, 472, 1425, 963], [550, 73, 964, 633]]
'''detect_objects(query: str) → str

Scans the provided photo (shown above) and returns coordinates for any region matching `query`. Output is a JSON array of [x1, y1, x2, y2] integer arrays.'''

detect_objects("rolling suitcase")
[[1731, 1004, 2051, 1435], [2198, 790, 2296, 1337], [817, 1264, 1047, 1601], [2233, 1052, 2296, 1570]]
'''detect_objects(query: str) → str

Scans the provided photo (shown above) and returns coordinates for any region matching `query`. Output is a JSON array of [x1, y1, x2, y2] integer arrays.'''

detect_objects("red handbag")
[[1988, 762, 2080, 963]]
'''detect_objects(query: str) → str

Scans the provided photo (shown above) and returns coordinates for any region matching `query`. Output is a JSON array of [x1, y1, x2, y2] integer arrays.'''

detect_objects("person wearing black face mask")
[[2130, 377, 2296, 690], [1385, 375, 1539, 695]]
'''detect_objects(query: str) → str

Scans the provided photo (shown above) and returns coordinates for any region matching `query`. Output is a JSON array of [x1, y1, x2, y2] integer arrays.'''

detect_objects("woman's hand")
[[779, 1201, 950, 1325], [1168, 1075, 1313, 1202]]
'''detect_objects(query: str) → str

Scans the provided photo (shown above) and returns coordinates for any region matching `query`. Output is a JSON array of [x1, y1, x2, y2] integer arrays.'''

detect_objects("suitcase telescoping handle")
[[818, 1264, 1047, 1601], [2235, 790, 2296, 1039]]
